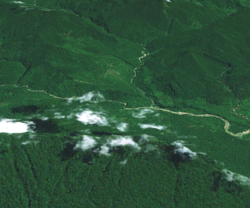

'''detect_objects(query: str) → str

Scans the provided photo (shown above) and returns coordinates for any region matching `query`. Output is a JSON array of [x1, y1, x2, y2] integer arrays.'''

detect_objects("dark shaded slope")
[[133, 6, 250, 126], [33, 0, 245, 43], [1, 139, 250, 208], [36, 0, 169, 44]]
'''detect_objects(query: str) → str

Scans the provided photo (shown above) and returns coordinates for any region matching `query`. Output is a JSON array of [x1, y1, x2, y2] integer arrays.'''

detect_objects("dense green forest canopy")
[[1, 0, 250, 207]]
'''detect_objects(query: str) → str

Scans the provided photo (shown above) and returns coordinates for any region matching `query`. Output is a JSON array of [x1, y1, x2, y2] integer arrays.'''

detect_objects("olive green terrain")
[[1, 0, 250, 207]]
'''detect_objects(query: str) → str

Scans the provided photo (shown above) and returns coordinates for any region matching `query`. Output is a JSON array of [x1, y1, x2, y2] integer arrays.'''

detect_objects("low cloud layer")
[[76, 110, 109, 126], [98, 145, 110, 156], [116, 123, 128, 132], [109, 136, 141, 150], [139, 124, 166, 130], [13, 1, 24, 4], [132, 108, 154, 118], [67, 92, 105, 104], [54, 112, 66, 119], [76, 135, 141, 157], [223, 169, 250, 186], [74, 135, 97, 151], [0, 119, 34, 134], [171, 141, 197, 159]]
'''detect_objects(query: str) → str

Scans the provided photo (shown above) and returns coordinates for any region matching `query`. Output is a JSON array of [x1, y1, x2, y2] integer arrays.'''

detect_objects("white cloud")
[[66, 113, 75, 119], [197, 152, 207, 156], [13, 1, 24, 4], [98, 145, 110, 156], [144, 144, 158, 153], [120, 159, 127, 165], [171, 141, 197, 159], [234, 174, 250, 186], [138, 134, 155, 144], [223, 169, 250, 186], [67, 92, 105, 104], [29, 133, 36, 139], [222, 169, 235, 182], [116, 123, 128, 132], [40, 116, 49, 121], [74, 135, 97, 151], [177, 135, 197, 139], [54, 112, 65, 119], [21, 140, 38, 145], [0, 119, 34, 134], [95, 136, 141, 156], [76, 110, 108, 126], [109, 136, 141, 150], [132, 108, 154, 118], [22, 141, 31, 145], [139, 124, 165, 130]]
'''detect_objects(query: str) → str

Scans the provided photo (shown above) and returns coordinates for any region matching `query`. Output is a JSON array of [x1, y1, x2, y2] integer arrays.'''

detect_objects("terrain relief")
[[1, 0, 250, 207]]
